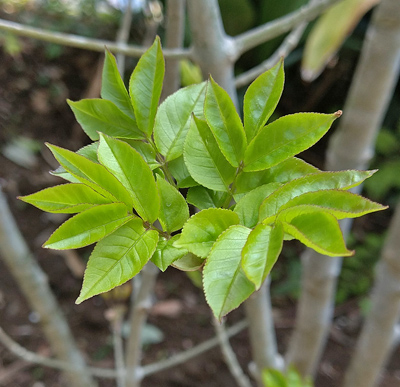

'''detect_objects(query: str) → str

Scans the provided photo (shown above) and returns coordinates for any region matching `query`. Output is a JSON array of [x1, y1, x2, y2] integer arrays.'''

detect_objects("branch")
[[213, 318, 253, 387], [0, 18, 190, 59], [234, 0, 341, 57]]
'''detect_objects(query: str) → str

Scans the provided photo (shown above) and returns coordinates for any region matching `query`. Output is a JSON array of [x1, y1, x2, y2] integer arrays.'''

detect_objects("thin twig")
[[213, 318, 253, 387], [0, 18, 189, 58]]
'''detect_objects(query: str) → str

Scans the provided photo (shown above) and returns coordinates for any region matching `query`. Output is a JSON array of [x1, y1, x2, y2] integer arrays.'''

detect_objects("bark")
[[286, 0, 400, 377], [0, 188, 96, 387]]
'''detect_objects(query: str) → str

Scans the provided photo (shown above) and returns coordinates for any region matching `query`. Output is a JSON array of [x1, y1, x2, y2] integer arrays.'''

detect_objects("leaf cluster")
[[20, 37, 386, 319]]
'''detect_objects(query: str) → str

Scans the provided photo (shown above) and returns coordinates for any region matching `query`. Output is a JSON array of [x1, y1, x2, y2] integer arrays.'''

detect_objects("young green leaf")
[[101, 49, 135, 119], [184, 115, 236, 192], [151, 235, 188, 272], [68, 99, 143, 141], [174, 208, 240, 258], [244, 112, 341, 172], [123, 139, 160, 170], [129, 36, 164, 136], [204, 77, 246, 167], [234, 183, 281, 228], [76, 218, 158, 303], [259, 170, 376, 223], [97, 133, 160, 223], [47, 143, 134, 208], [243, 59, 284, 141], [172, 253, 205, 272], [19, 183, 111, 213], [278, 206, 353, 257], [154, 82, 206, 161], [43, 203, 133, 250], [279, 189, 387, 219], [241, 222, 284, 289], [186, 186, 230, 210], [167, 156, 199, 188], [156, 176, 189, 232], [203, 225, 255, 320]]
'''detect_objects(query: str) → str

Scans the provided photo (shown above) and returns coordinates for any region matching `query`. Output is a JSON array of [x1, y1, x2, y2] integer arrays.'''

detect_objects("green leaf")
[[278, 206, 353, 257], [241, 222, 284, 289], [154, 82, 206, 161], [151, 235, 188, 272], [243, 59, 284, 141], [76, 218, 158, 303], [167, 156, 199, 188], [156, 176, 189, 232], [235, 157, 319, 194], [184, 115, 236, 192], [123, 140, 159, 170], [204, 77, 246, 167], [244, 112, 341, 172], [186, 186, 230, 210], [172, 253, 204, 271], [234, 183, 281, 228], [279, 189, 387, 219], [259, 170, 376, 223], [19, 183, 111, 213], [129, 36, 164, 136], [203, 225, 255, 319], [68, 99, 143, 141], [47, 143, 134, 207], [97, 133, 160, 223], [101, 49, 135, 119], [43, 203, 133, 250], [174, 208, 240, 258]]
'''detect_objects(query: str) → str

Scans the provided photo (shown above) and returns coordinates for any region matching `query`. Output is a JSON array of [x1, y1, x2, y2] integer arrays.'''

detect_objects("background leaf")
[[186, 186, 229, 210]]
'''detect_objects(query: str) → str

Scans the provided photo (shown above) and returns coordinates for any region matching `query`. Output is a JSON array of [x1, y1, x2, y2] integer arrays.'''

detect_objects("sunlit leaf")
[[204, 77, 246, 167], [174, 208, 240, 258], [244, 112, 341, 172], [151, 235, 188, 272], [123, 139, 159, 170], [203, 225, 255, 319], [76, 218, 158, 303], [43, 203, 133, 250]]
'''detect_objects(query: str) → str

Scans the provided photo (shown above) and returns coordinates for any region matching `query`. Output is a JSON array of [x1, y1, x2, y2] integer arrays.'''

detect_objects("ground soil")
[[0, 30, 400, 387]]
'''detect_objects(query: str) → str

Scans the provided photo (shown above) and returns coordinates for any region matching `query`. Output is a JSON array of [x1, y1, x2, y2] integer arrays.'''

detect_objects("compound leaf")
[[203, 225, 255, 320], [76, 218, 158, 303]]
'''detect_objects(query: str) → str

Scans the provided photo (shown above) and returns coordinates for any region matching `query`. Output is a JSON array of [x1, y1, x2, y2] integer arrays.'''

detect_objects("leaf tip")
[[334, 110, 342, 118]]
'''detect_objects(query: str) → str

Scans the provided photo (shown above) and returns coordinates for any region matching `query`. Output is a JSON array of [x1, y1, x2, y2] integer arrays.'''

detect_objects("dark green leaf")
[[203, 225, 255, 319], [76, 218, 158, 303], [243, 59, 284, 141], [204, 77, 246, 167], [186, 186, 230, 210], [244, 112, 341, 172], [43, 203, 133, 250], [167, 155, 199, 188], [151, 235, 188, 271], [174, 208, 240, 258], [129, 36, 164, 136], [154, 82, 206, 161], [184, 115, 236, 192]]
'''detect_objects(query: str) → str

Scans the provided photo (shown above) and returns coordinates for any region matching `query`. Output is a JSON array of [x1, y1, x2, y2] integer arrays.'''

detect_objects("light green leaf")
[[19, 183, 111, 213], [235, 157, 319, 194], [43, 203, 132, 250], [241, 222, 284, 289], [203, 225, 255, 320], [186, 186, 230, 210], [68, 99, 143, 141], [184, 115, 236, 192], [129, 36, 164, 136], [167, 156, 199, 188], [47, 143, 134, 207], [234, 183, 281, 228], [204, 77, 246, 167], [243, 59, 284, 141], [97, 133, 159, 223], [76, 218, 158, 303], [280, 189, 387, 219], [156, 176, 189, 232], [101, 49, 135, 119], [244, 112, 341, 172], [259, 170, 376, 223], [174, 208, 240, 258], [172, 253, 204, 272], [123, 140, 159, 170], [278, 206, 353, 256], [151, 235, 188, 272], [154, 82, 206, 161]]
